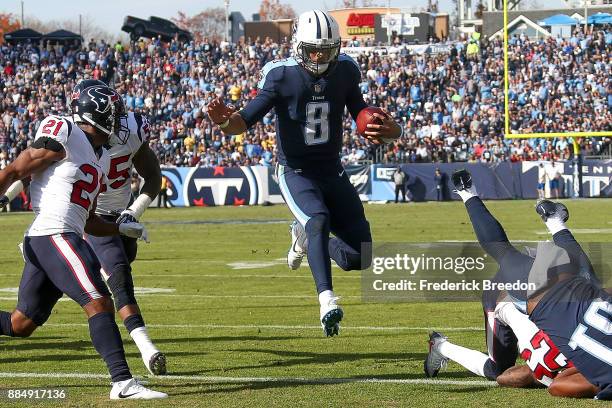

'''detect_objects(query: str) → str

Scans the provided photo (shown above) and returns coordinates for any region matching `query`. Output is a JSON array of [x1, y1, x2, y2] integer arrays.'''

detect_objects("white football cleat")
[[424, 331, 449, 378], [287, 221, 307, 270], [110, 378, 168, 400], [320, 296, 343, 337]]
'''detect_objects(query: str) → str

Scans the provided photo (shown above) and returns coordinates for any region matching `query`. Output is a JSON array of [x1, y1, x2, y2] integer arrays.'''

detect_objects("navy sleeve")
[[342, 56, 368, 121], [239, 64, 278, 128]]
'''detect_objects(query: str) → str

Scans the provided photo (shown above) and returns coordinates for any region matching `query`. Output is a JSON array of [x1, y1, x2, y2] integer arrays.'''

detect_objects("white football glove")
[[118, 221, 150, 243], [116, 208, 138, 225]]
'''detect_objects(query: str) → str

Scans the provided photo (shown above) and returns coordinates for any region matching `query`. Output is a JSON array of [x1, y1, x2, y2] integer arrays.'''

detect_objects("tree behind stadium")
[[172, 8, 225, 41], [0, 13, 21, 45], [259, 0, 296, 21]]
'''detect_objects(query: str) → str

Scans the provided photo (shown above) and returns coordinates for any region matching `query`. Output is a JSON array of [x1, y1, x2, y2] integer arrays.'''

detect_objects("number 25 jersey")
[[95, 112, 150, 216], [27, 116, 110, 237]]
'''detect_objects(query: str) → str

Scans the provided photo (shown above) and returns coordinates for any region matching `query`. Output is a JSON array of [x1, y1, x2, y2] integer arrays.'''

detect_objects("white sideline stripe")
[[45, 323, 483, 331], [0, 372, 496, 387], [535, 228, 612, 235], [137, 274, 358, 279], [438, 240, 542, 243], [50, 235, 101, 299], [140, 294, 362, 299], [0, 295, 361, 300]]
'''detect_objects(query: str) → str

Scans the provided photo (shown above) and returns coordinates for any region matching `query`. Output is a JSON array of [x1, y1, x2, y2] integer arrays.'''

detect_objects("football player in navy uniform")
[[208, 10, 402, 336], [426, 169, 610, 400], [0, 86, 166, 399]]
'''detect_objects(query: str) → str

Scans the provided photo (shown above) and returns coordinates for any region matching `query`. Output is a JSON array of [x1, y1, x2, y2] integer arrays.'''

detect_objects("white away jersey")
[[27, 115, 110, 237], [95, 112, 149, 216]]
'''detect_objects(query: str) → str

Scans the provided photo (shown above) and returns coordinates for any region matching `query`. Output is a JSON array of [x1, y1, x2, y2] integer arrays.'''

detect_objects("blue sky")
[[3, 0, 455, 33]]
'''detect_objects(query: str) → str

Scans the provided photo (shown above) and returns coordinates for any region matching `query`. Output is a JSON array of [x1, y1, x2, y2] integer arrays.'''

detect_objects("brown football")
[[356, 106, 387, 137]]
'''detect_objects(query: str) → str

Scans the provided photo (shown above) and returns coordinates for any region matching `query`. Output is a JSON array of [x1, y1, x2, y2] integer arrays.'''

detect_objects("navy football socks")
[[0, 311, 14, 336], [123, 313, 145, 333], [88, 312, 131, 382]]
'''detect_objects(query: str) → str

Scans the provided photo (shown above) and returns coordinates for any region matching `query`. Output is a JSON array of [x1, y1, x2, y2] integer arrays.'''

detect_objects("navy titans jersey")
[[530, 277, 612, 400], [239, 55, 367, 169]]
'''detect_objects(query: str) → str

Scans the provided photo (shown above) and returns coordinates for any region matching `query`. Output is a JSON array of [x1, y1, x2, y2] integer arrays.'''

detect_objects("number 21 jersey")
[[27, 116, 110, 237]]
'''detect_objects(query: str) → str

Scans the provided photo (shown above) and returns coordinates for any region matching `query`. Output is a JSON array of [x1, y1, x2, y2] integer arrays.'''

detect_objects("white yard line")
[[44, 323, 482, 331], [535, 228, 612, 235], [0, 371, 496, 387], [0, 273, 360, 279]]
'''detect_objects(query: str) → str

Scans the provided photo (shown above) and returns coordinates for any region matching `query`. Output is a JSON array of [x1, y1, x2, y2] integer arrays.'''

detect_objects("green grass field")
[[0, 199, 610, 407]]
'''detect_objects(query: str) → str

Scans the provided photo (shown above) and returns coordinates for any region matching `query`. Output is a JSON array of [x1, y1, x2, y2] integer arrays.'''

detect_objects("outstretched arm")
[[207, 97, 248, 135]]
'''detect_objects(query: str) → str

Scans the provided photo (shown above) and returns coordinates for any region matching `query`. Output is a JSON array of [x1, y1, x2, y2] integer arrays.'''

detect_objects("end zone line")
[[45, 323, 483, 331], [0, 372, 497, 387]]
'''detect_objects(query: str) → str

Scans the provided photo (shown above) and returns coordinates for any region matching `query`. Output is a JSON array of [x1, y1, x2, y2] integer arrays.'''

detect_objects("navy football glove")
[[0, 195, 9, 209]]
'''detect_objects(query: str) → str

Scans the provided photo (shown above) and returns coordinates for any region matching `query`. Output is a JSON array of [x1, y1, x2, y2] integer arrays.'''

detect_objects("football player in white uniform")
[[70, 80, 166, 375], [0, 85, 166, 400]]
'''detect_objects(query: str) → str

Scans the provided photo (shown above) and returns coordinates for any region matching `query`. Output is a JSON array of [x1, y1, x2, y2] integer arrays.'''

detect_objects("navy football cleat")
[[424, 331, 449, 378], [535, 200, 569, 223], [451, 169, 472, 191], [147, 351, 167, 375]]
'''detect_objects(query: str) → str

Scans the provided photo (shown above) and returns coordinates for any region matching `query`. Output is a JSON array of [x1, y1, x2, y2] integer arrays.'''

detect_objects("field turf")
[[0, 199, 610, 407]]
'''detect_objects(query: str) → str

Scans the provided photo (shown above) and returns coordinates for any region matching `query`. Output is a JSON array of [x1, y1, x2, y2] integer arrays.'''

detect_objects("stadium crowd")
[[508, 29, 612, 135], [0, 28, 610, 170]]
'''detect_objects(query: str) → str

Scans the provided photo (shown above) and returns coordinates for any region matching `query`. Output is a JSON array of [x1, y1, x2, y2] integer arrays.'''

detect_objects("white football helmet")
[[292, 10, 341, 76]]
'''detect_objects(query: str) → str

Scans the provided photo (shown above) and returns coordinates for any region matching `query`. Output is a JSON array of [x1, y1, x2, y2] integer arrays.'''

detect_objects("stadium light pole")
[[386, 0, 391, 45], [224, 0, 230, 42], [583, 0, 588, 34]]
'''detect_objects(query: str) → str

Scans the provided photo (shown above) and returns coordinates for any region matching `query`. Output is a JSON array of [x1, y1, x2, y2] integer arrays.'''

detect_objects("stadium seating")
[[0, 31, 609, 170]]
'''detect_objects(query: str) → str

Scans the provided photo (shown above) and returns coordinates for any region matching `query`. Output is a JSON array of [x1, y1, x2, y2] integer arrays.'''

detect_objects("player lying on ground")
[[0, 85, 166, 399], [1, 79, 167, 376], [425, 169, 611, 400], [207, 10, 401, 336]]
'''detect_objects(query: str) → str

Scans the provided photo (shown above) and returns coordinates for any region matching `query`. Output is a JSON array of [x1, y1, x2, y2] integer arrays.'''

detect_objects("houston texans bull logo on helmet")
[[73, 85, 128, 145], [86, 86, 120, 115]]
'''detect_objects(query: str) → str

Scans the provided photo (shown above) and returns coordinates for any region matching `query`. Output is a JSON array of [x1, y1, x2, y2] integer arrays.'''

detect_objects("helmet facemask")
[[108, 99, 130, 147], [295, 40, 340, 76]]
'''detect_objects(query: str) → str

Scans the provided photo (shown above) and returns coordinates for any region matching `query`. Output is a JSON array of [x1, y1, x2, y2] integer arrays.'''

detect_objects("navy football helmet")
[[73, 85, 128, 145], [70, 79, 107, 111]]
